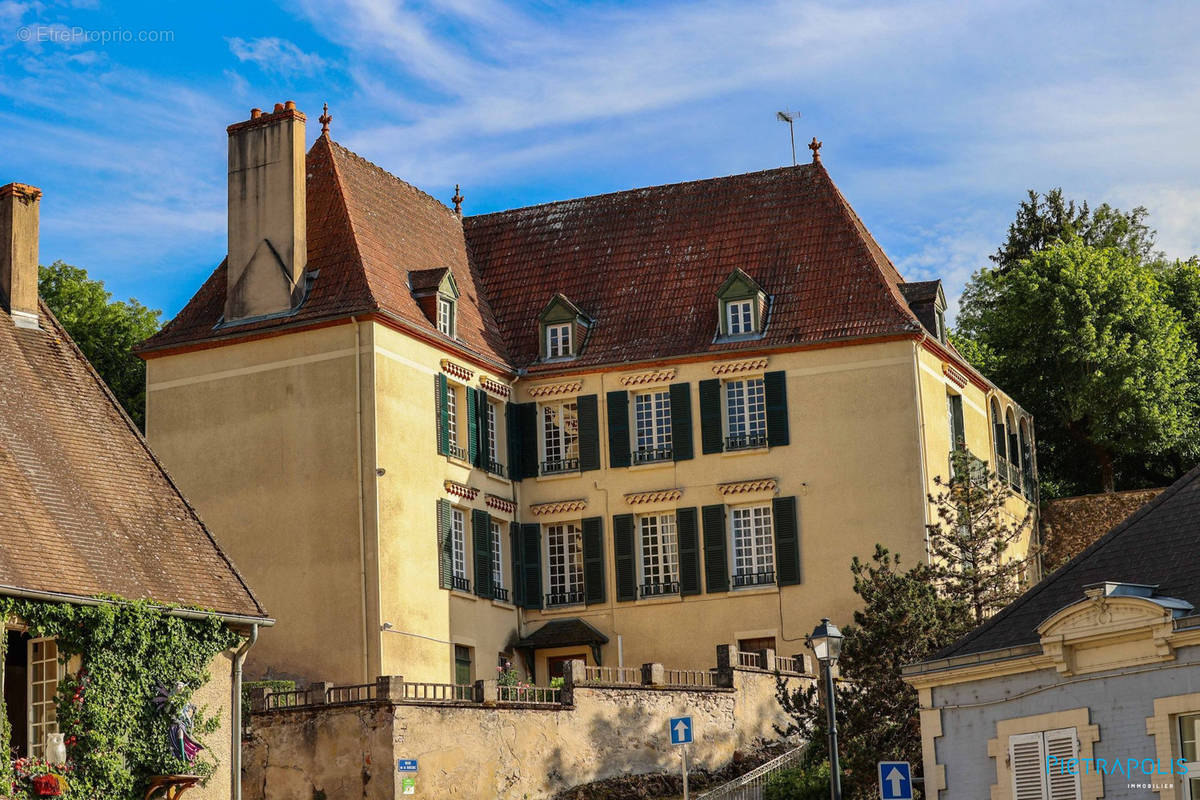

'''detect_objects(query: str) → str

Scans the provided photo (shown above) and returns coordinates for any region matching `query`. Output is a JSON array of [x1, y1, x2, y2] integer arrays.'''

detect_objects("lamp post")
[[808, 618, 844, 800]]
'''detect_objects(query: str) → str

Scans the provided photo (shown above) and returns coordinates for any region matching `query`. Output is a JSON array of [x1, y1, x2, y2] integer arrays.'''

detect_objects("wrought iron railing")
[[485, 459, 506, 477], [545, 590, 585, 607], [491, 586, 510, 602], [326, 683, 376, 704], [582, 666, 641, 685], [640, 579, 680, 597], [725, 433, 767, 451], [398, 682, 475, 703], [949, 450, 989, 485], [632, 446, 673, 465], [694, 745, 808, 800], [541, 457, 580, 475], [448, 443, 468, 461], [732, 569, 775, 588], [497, 685, 562, 705], [451, 575, 472, 593], [663, 669, 717, 688]]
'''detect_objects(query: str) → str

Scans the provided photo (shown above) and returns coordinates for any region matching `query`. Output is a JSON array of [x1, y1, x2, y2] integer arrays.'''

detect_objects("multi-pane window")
[[541, 401, 579, 473], [726, 300, 754, 335], [490, 519, 505, 594], [437, 296, 455, 337], [546, 323, 572, 358], [446, 385, 460, 457], [450, 508, 468, 590], [1180, 714, 1200, 800], [28, 638, 63, 759], [726, 377, 766, 449], [633, 391, 672, 463], [731, 505, 775, 587], [639, 514, 679, 595], [546, 523, 584, 605], [486, 401, 499, 468]]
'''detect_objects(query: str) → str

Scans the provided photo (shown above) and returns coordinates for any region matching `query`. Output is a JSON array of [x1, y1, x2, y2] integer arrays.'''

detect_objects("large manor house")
[[136, 102, 1036, 687]]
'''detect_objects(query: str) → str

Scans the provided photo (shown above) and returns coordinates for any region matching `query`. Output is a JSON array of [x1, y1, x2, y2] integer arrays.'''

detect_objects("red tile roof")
[[0, 303, 266, 618], [140, 137, 923, 371]]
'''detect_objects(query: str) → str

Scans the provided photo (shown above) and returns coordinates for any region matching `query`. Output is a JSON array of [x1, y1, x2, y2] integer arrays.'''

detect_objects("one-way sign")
[[669, 716, 693, 745], [878, 761, 912, 800]]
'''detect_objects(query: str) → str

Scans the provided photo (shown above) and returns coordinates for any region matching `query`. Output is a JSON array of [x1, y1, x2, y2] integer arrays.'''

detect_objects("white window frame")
[[546, 323, 573, 359], [633, 390, 672, 461], [437, 296, 455, 337], [490, 519, 504, 591], [450, 508, 467, 584], [446, 383, 459, 451], [725, 377, 767, 448], [1009, 728, 1081, 800], [27, 637, 64, 759], [1180, 714, 1200, 799], [486, 400, 499, 467], [725, 299, 754, 335], [541, 400, 579, 472], [730, 505, 775, 586], [546, 522, 584, 605], [638, 513, 679, 594]]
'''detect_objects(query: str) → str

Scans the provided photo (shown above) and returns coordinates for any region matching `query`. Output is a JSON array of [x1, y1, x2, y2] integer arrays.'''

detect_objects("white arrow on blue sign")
[[397, 759, 418, 773], [878, 761, 912, 800], [669, 716, 693, 745]]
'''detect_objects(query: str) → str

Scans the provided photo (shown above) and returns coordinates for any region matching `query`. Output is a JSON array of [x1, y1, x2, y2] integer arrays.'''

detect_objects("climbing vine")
[[0, 597, 239, 799]]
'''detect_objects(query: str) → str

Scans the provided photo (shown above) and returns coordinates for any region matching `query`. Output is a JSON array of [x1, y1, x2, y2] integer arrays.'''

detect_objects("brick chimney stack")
[[225, 101, 307, 322], [0, 182, 41, 330]]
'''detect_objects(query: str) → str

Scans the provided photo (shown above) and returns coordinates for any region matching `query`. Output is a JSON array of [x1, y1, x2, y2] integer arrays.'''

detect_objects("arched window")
[[1005, 407, 1020, 490]]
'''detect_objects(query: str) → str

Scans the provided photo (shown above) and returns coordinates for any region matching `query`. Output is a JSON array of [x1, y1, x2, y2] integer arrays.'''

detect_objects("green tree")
[[958, 240, 1196, 493], [776, 547, 970, 799], [38, 261, 162, 429]]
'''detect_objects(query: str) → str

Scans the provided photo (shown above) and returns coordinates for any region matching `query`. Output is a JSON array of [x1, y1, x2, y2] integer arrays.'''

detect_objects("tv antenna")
[[776, 110, 799, 166]]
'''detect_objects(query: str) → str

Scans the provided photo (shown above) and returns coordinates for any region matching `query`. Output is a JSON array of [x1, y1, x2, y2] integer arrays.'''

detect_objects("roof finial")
[[808, 136, 822, 163], [452, 184, 464, 217], [318, 102, 332, 136]]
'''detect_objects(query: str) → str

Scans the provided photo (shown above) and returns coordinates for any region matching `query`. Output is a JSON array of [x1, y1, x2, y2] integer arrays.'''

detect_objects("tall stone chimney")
[[225, 101, 307, 322], [0, 182, 41, 330]]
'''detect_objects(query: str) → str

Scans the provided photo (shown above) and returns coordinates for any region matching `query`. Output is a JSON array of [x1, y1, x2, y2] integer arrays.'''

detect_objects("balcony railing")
[[451, 575, 471, 593], [485, 459, 506, 478], [540, 457, 580, 475], [949, 449, 989, 486], [448, 443, 468, 461], [640, 580, 680, 597], [545, 590, 585, 607], [491, 586, 510, 603], [732, 569, 775, 588], [497, 684, 562, 705], [725, 433, 767, 451], [632, 446, 673, 465], [399, 682, 475, 703]]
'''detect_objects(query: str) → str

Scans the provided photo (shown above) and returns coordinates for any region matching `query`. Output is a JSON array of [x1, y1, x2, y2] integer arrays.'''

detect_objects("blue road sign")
[[669, 716, 693, 745], [878, 761, 912, 800], [397, 759, 418, 773]]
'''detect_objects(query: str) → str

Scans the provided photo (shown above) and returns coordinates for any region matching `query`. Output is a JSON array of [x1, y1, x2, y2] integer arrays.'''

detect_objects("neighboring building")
[[905, 464, 1200, 800], [1040, 488, 1164, 572], [137, 102, 1036, 687], [0, 182, 271, 798]]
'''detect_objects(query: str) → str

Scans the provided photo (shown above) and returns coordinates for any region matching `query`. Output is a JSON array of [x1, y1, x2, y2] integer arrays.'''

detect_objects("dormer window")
[[538, 294, 591, 362], [437, 295, 455, 337], [898, 280, 948, 344], [716, 269, 768, 340], [408, 267, 460, 339]]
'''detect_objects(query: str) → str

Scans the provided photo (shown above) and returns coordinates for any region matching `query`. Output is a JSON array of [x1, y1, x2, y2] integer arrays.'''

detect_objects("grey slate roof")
[[933, 463, 1200, 659], [516, 618, 610, 650]]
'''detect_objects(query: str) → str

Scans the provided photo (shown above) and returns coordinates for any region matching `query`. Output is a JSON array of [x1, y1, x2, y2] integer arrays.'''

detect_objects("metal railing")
[[448, 443, 468, 461], [398, 682, 475, 703], [949, 449, 989, 486], [735, 650, 762, 668], [662, 669, 717, 688], [492, 586, 510, 602], [497, 685, 562, 705], [632, 446, 673, 465], [640, 580, 680, 597], [694, 745, 808, 800], [725, 433, 767, 451], [732, 570, 775, 588], [540, 457, 580, 475], [485, 459, 506, 478], [451, 575, 472, 593], [266, 689, 311, 709], [326, 683, 376, 704], [582, 666, 641, 685], [545, 590, 585, 607]]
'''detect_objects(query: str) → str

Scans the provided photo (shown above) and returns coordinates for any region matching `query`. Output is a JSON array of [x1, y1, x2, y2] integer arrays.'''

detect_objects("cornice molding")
[[530, 499, 587, 516], [624, 489, 683, 505], [528, 381, 582, 398], [618, 368, 676, 387], [717, 478, 777, 496], [440, 359, 475, 382], [942, 362, 968, 389], [486, 494, 517, 514], [443, 480, 478, 500], [712, 357, 769, 376], [479, 376, 511, 399]]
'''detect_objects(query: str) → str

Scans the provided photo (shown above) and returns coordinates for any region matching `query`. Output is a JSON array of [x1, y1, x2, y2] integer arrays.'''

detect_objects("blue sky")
[[3, 0, 1200, 321]]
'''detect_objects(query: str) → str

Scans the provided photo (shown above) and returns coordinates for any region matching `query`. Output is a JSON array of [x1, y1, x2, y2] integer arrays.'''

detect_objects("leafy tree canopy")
[[38, 261, 162, 429]]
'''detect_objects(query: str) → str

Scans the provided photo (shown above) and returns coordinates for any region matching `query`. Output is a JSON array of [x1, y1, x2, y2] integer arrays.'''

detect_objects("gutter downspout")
[[231, 623, 258, 800]]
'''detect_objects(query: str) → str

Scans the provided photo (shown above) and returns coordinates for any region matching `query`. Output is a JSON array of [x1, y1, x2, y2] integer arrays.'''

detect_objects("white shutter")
[[1044, 728, 1081, 800], [1010, 732, 1048, 800]]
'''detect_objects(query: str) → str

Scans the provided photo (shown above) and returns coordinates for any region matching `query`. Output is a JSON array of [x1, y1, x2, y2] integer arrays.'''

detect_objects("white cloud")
[[227, 36, 326, 76]]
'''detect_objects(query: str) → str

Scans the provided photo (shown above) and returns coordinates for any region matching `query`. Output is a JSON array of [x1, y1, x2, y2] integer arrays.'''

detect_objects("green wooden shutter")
[[676, 507, 701, 596], [613, 513, 637, 602], [506, 403, 521, 479], [466, 387, 480, 465], [670, 382, 693, 461], [472, 509, 492, 598], [578, 394, 601, 471], [510, 522, 525, 606], [764, 370, 790, 447], [582, 516, 606, 604], [949, 394, 965, 449], [701, 504, 728, 593], [436, 499, 452, 589], [435, 374, 449, 456], [519, 403, 538, 478], [699, 379, 724, 454], [772, 496, 800, 586], [606, 390, 631, 468], [521, 523, 542, 609], [477, 393, 492, 468]]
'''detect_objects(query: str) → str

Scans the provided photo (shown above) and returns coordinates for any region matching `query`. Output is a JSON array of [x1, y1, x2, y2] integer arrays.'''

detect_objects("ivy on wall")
[[0, 597, 239, 799]]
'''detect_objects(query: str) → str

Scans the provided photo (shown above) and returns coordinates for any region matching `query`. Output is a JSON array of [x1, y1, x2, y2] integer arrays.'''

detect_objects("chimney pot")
[[0, 182, 41, 329], [273, 102, 285, 113], [250, 108, 262, 119], [284, 100, 296, 110]]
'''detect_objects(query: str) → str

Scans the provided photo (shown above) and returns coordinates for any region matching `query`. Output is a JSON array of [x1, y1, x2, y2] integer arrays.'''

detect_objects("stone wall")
[[242, 648, 809, 800], [1040, 488, 1163, 571]]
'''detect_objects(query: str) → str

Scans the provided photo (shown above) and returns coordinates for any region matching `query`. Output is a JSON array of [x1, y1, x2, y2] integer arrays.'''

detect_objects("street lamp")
[[807, 618, 844, 800]]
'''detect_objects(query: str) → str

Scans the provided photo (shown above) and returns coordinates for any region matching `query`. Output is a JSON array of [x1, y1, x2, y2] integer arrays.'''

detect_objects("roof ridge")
[[934, 463, 1200, 659], [325, 137, 461, 225], [36, 300, 268, 618], [318, 136, 383, 314], [463, 163, 818, 223]]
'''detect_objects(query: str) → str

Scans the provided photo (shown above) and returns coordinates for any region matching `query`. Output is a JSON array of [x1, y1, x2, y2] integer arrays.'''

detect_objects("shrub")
[[764, 761, 831, 800]]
